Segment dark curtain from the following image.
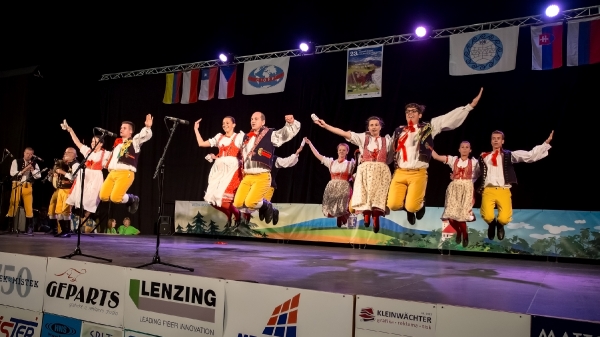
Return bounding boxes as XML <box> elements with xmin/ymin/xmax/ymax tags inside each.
<box><xmin>2</xmin><ymin>26</ymin><xmax>598</xmax><ymax>234</ymax></box>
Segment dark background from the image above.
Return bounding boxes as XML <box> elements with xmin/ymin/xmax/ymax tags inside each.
<box><xmin>1</xmin><ymin>1</ymin><xmax>598</xmax><ymax>233</ymax></box>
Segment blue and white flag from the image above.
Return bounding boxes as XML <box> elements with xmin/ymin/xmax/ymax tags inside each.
<box><xmin>449</xmin><ymin>26</ymin><xmax>519</xmax><ymax>76</ymax></box>
<box><xmin>242</xmin><ymin>57</ymin><xmax>290</xmax><ymax>95</ymax></box>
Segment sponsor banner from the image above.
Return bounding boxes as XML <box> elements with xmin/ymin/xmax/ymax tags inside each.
<box><xmin>355</xmin><ymin>296</ymin><xmax>436</xmax><ymax>337</ymax></box>
<box><xmin>436</xmin><ymin>305</ymin><xmax>530</xmax><ymax>337</ymax></box>
<box><xmin>0</xmin><ymin>304</ymin><xmax>43</xmax><ymax>337</ymax></box>
<box><xmin>124</xmin><ymin>268</ymin><xmax>224</xmax><ymax>337</ymax></box>
<box><xmin>41</xmin><ymin>313</ymin><xmax>81</xmax><ymax>337</ymax></box>
<box><xmin>531</xmin><ymin>315</ymin><xmax>600</xmax><ymax>337</ymax></box>
<box><xmin>43</xmin><ymin>258</ymin><xmax>125</xmax><ymax>328</ymax></box>
<box><xmin>223</xmin><ymin>280</ymin><xmax>353</xmax><ymax>337</ymax></box>
<box><xmin>81</xmin><ymin>321</ymin><xmax>124</xmax><ymax>337</ymax></box>
<box><xmin>345</xmin><ymin>45</ymin><xmax>383</xmax><ymax>99</ymax></box>
<box><xmin>242</xmin><ymin>57</ymin><xmax>290</xmax><ymax>95</ymax></box>
<box><xmin>124</xmin><ymin>330</ymin><xmax>159</xmax><ymax>337</ymax></box>
<box><xmin>0</xmin><ymin>252</ymin><xmax>48</xmax><ymax>312</ymax></box>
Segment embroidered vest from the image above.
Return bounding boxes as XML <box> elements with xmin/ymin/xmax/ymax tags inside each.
<box><xmin>330</xmin><ymin>160</ymin><xmax>352</xmax><ymax>181</ymax></box>
<box><xmin>59</xmin><ymin>160</ymin><xmax>79</xmax><ymax>189</ymax></box>
<box><xmin>360</xmin><ymin>133</ymin><xmax>387</xmax><ymax>163</ymax></box>
<box><xmin>85</xmin><ymin>150</ymin><xmax>106</xmax><ymax>170</ymax></box>
<box><xmin>393</xmin><ymin>122</ymin><xmax>433</xmax><ymax>167</ymax></box>
<box><xmin>117</xmin><ymin>140</ymin><xmax>140</xmax><ymax>168</ymax></box>
<box><xmin>477</xmin><ymin>149</ymin><xmax>517</xmax><ymax>194</ymax></box>
<box><xmin>452</xmin><ymin>158</ymin><xmax>473</xmax><ymax>180</ymax></box>
<box><xmin>14</xmin><ymin>159</ymin><xmax>32</xmax><ymax>181</ymax></box>
<box><xmin>217</xmin><ymin>133</ymin><xmax>241</xmax><ymax>158</ymax></box>
<box><xmin>244</xmin><ymin>128</ymin><xmax>276</xmax><ymax>169</ymax></box>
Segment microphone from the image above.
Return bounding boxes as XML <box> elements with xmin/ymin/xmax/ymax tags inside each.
<box><xmin>4</xmin><ymin>149</ymin><xmax>13</xmax><ymax>158</ymax></box>
<box><xmin>32</xmin><ymin>155</ymin><xmax>44</xmax><ymax>162</ymax></box>
<box><xmin>94</xmin><ymin>127</ymin><xmax>117</xmax><ymax>137</ymax></box>
<box><xmin>165</xmin><ymin>116</ymin><xmax>190</xmax><ymax>125</ymax></box>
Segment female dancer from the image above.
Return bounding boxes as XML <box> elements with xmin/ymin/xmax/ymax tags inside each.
<box><xmin>314</xmin><ymin>116</ymin><xmax>393</xmax><ymax>233</ymax></box>
<box><xmin>194</xmin><ymin>117</ymin><xmax>244</xmax><ymax>226</ymax></box>
<box><xmin>63</xmin><ymin>124</ymin><xmax>110</xmax><ymax>216</ymax></box>
<box><xmin>304</xmin><ymin>137</ymin><xmax>355</xmax><ymax>227</ymax></box>
<box><xmin>429</xmin><ymin>142</ymin><xmax>480</xmax><ymax>247</ymax></box>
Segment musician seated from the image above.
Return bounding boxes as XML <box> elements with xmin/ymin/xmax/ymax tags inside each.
<box><xmin>118</xmin><ymin>217</ymin><xmax>140</xmax><ymax>235</ymax></box>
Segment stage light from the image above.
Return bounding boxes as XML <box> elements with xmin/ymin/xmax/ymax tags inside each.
<box><xmin>299</xmin><ymin>41</ymin><xmax>314</xmax><ymax>55</ymax></box>
<box><xmin>415</xmin><ymin>26</ymin><xmax>427</xmax><ymax>38</ymax></box>
<box><xmin>218</xmin><ymin>53</ymin><xmax>235</xmax><ymax>64</ymax></box>
<box><xmin>545</xmin><ymin>5</ymin><xmax>560</xmax><ymax>17</ymax></box>
<box><xmin>219</xmin><ymin>53</ymin><xmax>228</xmax><ymax>62</ymax></box>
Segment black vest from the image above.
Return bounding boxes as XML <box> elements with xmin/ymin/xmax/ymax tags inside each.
<box><xmin>13</xmin><ymin>159</ymin><xmax>32</xmax><ymax>181</ymax></box>
<box><xmin>477</xmin><ymin>150</ymin><xmax>517</xmax><ymax>194</ymax></box>
<box><xmin>245</xmin><ymin>128</ymin><xmax>276</xmax><ymax>169</ymax></box>
<box><xmin>59</xmin><ymin>160</ymin><xmax>79</xmax><ymax>189</ymax></box>
<box><xmin>117</xmin><ymin>140</ymin><xmax>140</xmax><ymax>168</ymax></box>
<box><xmin>393</xmin><ymin>122</ymin><xmax>433</xmax><ymax>167</ymax></box>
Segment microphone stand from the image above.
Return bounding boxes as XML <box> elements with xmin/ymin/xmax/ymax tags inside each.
<box><xmin>60</xmin><ymin>132</ymin><xmax>112</xmax><ymax>262</ymax></box>
<box><xmin>136</xmin><ymin>119</ymin><xmax>193</xmax><ymax>271</ymax></box>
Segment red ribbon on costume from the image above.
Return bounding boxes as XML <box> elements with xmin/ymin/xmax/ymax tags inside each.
<box><xmin>491</xmin><ymin>150</ymin><xmax>500</xmax><ymax>166</ymax></box>
<box><xmin>113</xmin><ymin>138</ymin><xmax>124</xmax><ymax>147</ymax></box>
<box><xmin>395</xmin><ymin>121</ymin><xmax>415</xmax><ymax>162</ymax></box>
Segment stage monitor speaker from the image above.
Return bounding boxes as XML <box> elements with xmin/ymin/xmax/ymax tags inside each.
<box><xmin>15</xmin><ymin>207</ymin><xmax>26</xmax><ymax>232</ymax></box>
<box><xmin>159</xmin><ymin>216</ymin><xmax>172</xmax><ymax>235</ymax></box>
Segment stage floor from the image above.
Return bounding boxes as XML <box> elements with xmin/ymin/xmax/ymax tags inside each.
<box><xmin>1</xmin><ymin>233</ymin><xmax>599</xmax><ymax>323</ymax></box>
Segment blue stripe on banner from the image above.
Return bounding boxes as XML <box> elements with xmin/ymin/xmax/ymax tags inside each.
<box><xmin>579</xmin><ymin>21</ymin><xmax>591</xmax><ymax>65</ymax></box>
<box><xmin>541</xmin><ymin>26</ymin><xmax>554</xmax><ymax>69</ymax></box>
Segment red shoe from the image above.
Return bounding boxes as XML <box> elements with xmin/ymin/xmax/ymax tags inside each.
<box><xmin>336</xmin><ymin>217</ymin><xmax>342</xmax><ymax>227</ymax></box>
<box><xmin>460</xmin><ymin>222</ymin><xmax>469</xmax><ymax>247</ymax></box>
<box><xmin>373</xmin><ymin>216</ymin><xmax>380</xmax><ymax>233</ymax></box>
<box><xmin>363</xmin><ymin>212</ymin><xmax>371</xmax><ymax>227</ymax></box>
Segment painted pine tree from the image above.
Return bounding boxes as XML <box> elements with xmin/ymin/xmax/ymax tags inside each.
<box><xmin>206</xmin><ymin>220</ymin><xmax>220</xmax><ymax>236</ymax></box>
<box><xmin>186</xmin><ymin>223</ymin><xmax>194</xmax><ymax>233</ymax></box>
<box><xmin>176</xmin><ymin>224</ymin><xmax>183</xmax><ymax>233</ymax></box>
<box><xmin>191</xmin><ymin>211</ymin><xmax>207</xmax><ymax>234</ymax></box>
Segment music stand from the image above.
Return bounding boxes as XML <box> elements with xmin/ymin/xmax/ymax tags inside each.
<box><xmin>60</xmin><ymin>131</ymin><xmax>112</xmax><ymax>262</ymax></box>
<box><xmin>136</xmin><ymin>119</ymin><xmax>193</xmax><ymax>271</ymax></box>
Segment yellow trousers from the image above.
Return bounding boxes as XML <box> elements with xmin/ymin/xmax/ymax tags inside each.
<box><xmin>386</xmin><ymin>168</ymin><xmax>427</xmax><ymax>213</ymax></box>
<box><xmin>7</xmin><ymin>182</ymin><xmax>33</xmax><ymax>218</ymax></box>
<box><xmin>48</xmin><ymin>189</ymin><xmax>59</xmax><ymax>219</ymax></box>
<box><xmin>100</xmin><ymin>170</ymin><xmax>135</xmax><ymax>203</ymax></box>
<box><xmin>480</xmin><ymin>187</ymin><xmax>512</xmax><ymax>225</ymax></box>
<box><xmin>55</xmin><ymin>189</ymin><xmax>72</xmax><ymax>220</ymax></box>
<box><xmin>233</xmin><ymin>173</ymin><xmax>271</xmax><ymax>209</ymax></box>
<box><xmin>264</xmin><ymin>187</ymin><xmax>275</xmax><ymax>202</ymax></box>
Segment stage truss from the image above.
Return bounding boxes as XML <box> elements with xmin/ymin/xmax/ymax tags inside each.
<box><xmin>99</xmin><ymin>6</ymin><xmax>600</xmax><ymax>81</ymax></box>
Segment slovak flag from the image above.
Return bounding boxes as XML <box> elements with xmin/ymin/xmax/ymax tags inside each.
<box><xmin>198</xmin><ymin>67</ymin><xmax>218</xmax><ymax>101</ymax></box>
<box><xmin>567</xmin><ymin>17</ymin><xmax>600</xmax><ymax>66</ymax></box>
<box><xmin>180</xmin><ymin>69</ymin><xmax>199</xmax><ymax>104</ymax></box>
<box><xmin>218</xmin><ymin>65</ymin><xmax>237</xmax><ymax>99</ymax></box>
<box><xmin>531</xmin><ymin>23</ymin><xmax>563</xmax><ymax>70</ymax></box>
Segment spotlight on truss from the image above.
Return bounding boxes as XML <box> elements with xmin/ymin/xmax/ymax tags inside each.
<box><xmin>299</xmin><ymin>42</ymin><xmax>314</xmax><ymax>55</ymax></box>
<box><xmin>415</xmin><ymin>26</ymin><xmax>428</xmax><ymax>38</ymax></box>
<box><xmin>545</xmin><ymin>4</ymin><xmax>560</xmax><ymax>17</ymax></box>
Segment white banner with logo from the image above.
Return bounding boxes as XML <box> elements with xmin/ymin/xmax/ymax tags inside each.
<box><xmin>81</xmin><ymin>321</ymin><xmax>124</xmax><ymax>337</ymax></box>
<box><xmin>124</xmin><ymin>268</ymin><xmax>225</xmax><ymax>337</ymax></box>
<box><xmin>355</xmin><ymin>296</ymin><xmax>436</xmax><ymax>337</ymax></box>
<box><xmin>0</xmin><ymin>252</ymin><xmax>48</xmax><ymax>312</ymax></box>
<box><xmin>0</xmin><ymin>304</ymin><xmax>43</xmax><ymax>337</ymax></box>
<box><xmin>223</xmin><ymin>280</ymin><xmax>353</xmax><ymax>337</ymax></box>
<box><xmin>242</xmin><ymin>57</ymin><xmax>290</xmax><ymax>95</ymax></box>
<box><xmin>435</xmin><ymin>304</ymin><xmax>530</xmax><ymax>337</ymax></box>
<box><xmin>346</xmin><ymin>45</ymin><xmax>383</xmax><ymax>99</ymax></box>
<box><xmin>43</xmin><ymin>257</ymin><xmax>126</xmax><ymax>328</ymax></box>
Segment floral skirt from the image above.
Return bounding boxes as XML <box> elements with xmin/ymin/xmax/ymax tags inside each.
<box><xmin>441</xmin><ymin>179</ymin><xmax>475</xmax><ymax>222</ymax></box>
<box><xmin>350</xmin><ymin>162</ymin><xmax>391</xmax><ymax>212</ymax></box>
<box><xmin>322</xmin><ymin>179</ymin><xmax>352</xmax><ymax>218</ymax></box>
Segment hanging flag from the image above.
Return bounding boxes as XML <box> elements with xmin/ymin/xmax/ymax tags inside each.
<box><xmin>198</xmin><ymin>67</ymin><xmax>218</xmax><ymax>101</ymax></box>
<box><xmin>449</xmin><ymin>26</ymin><xmax>519</xmax><ymax>76</ymax></box>
<box><xmin>345</xmin><ymin>45</ymin><xmax>383</xmax><ymax>100</ymax></box>
<box><xmin>531</xmin><ymin>23</ymin><xmax>563</xmax><ymax>70</ymax></box>
<box><xmin>567</xmin><ymin>17</ymin><xmax>600</xmax><ymax>66</ymax></box>
<box><xmin>162</xmin><ymin>72</ymin><xmax>182</xmax><ymax>104</ymax></box>
<box><xmin>242</xmin><ymin>57</ymin><xmax>290</xmax><ymax>95</ymax></box>
<box><xmin>218</xmin><ymin>65</ymin><xmax>237</xmax><ymax>99</ymax></box>
<box><xmin>180</xmin><ymin>69</ymin><xmax>199</xmax><ymax>104</ymax></box>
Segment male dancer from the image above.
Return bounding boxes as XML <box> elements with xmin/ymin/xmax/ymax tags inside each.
<box><xmin>5</xmin><ymin>148</ymin><xmax>41</xmax><ymax>233</ymax></box>
<box><xmin>233</xmin><ymin>112</ymin><xmax>300</xmax><ymax>224</ymax></box>
<box><xmin>53</xmin><ymin>147</ymin><xmax>79</xmax><ymax>238</ymax></box>
<box><xmin>387</xmin><ymin>88</ymin><xmax>483</xmax><ymax>225</ymax></box>
<box><xmin>99</xmin><ymin>114</ymin><xmax>153</xmax><ymax>213</ymax></box>
<box><xmin>479</xmin><ymin>130</ymin><xmax>553</xmax><ymax>240</ymax></box>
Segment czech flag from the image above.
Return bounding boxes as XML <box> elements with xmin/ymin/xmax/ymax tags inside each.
<box><xmin>218</xmin><ymin>65</ymin><xmax>237</xmax><ymax>99</ymax></box>
<box><xmin>180</xmin><ymin>69</ymin><xmax>199</xmax><ymax>104</ymax></box>
<box><xmin>162</xmin><ymin>72</ymin><xmax>182</xmax><ymax>104</ymax></box>
<box><xmin>198</xmin><ymin>67</ymin><xmax>218</xmax><ymax>101</ymax></box>
<box><xmin>567</xmin><ymin>17</ymin><xmax>600</xmax><ymax>66</ymax></box>
<box><xmin>531</xmin><ymin>23</ymin><xmax>563</xmax><ymax>70</ymax></box>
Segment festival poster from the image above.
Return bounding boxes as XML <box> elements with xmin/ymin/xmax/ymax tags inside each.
<box><xmin>345</xmin><ymin>45</ymin><xmax>383</xmax><ymax>99</ymax></box>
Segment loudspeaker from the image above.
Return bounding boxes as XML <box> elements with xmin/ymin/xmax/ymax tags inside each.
<box><xmin>15</xmin><ymin>207</ymin><xmax>26</xmax><ymax>232</ymax></box>
<box><xmin>159</xmin><ymin>216</ymin><xmax>171</xmax><ymax>235</ymax></box>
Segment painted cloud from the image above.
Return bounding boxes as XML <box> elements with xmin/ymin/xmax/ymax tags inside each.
<box><xmin>506</xmin><ymin>222</ymin><xmax>535</xmax><ymax>229</ymax></box>
<box><xmin>543</xmin><ymin>224</ymin><xmax>575</xmax><ymax>235</ymax></box>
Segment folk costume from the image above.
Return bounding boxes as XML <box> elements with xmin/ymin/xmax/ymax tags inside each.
<box><xmin>55</xmin><ymin>158</ymin><xmax>79</xmax><ymax>237</ymax></box>
<box><xmin>320</xmin><ymin>156</ymin><xmax>355</xmax><ymax>227</ymax></box>
<box><xmin>5</xmin><ymin>158</ymin><xmax>41</xmax><ymax>232</ymax></box>
<box><xmin>67</xmin><ymin>145</ymin><xmax>110</xmax><ymax>213</ymax></box>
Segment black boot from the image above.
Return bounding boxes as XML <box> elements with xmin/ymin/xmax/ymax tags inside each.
<box><xmin>126</xmin><ymin>194</ymin><xmax>140</xmax><ymax>214</ymax></box>
<box><xmin>416</xmin><ymin>204</ymin><xmax>426</xmax><ymax>220</ymax></box>
<box><xmin>406</xmin><ymin>211</ymin><xmax>416</xmax><ymax>225</ymax></box>
<box><xmin>272</xmin><ymin>209</ymin><xmax>279</xmax><ymax>225</ymax></box>
<box><xmin>259</xmin><ymin>200</ymin><xmax>274</xmax><ymax>223</ymax></box>
<box><xmin>59</xmin><ymin>220</ymin><xmax>71</xmax><ymax>238</ymax></box>
<box><xmin>487</xmin><ymin>219</ymin><xmax>496</xmax><ymax>240</ymax></box>
<box><xmin>496</xmin><ymin>222</ymin><xmax>505</xmax><ymax>241</ymax></box>
<box><xmin>26</xmin><ymin>218</ymin><xmax>33</xmax><ymax>234</ymax></box>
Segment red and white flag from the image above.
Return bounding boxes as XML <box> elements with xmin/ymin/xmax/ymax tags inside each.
<box><xmin>198</xmin><ymin>67</ymin><xmax>218</xmax><ymax>101</ymax></box>
<box><xmin>180</xmin><ymin>69</ymin><xmax>199</xmax><ymax>104</ymax></box>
